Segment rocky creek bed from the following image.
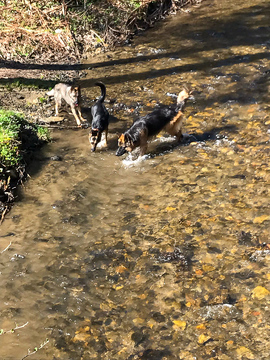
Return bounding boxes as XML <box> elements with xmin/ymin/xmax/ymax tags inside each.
<box><xmin>0</xmin><ymin>0</ymin><xmax>270</xmax><ymax>359</ymax></box>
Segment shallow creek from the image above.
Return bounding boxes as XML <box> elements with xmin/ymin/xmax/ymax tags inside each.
<box><xmin>1</xmin><ymin>0</ymin><xmax>270</xmax><ymax>359</ymax></box>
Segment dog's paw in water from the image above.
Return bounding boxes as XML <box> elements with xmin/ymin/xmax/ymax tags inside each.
<box><xmin>121</xmin><ymin>153</ymin><xmax>150</xmax><ymax>167</ymax></box>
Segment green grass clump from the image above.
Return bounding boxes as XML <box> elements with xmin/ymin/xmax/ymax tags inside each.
<box><xmin>0</xmin><ymin>109</ymin><xmax>50</xmax><ymax>167</ymax></box>
<box><xmin>0</xmin><ymin>110</ymin><xmax>24</xmax><ymax>167</ymax></box>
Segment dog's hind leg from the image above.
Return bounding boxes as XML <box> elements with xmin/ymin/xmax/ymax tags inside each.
<box><xmin>104</xmin><ymin>128</ymin><xmax>108</xmax><ymax>147</ymax></box>
<box><xmin>175</xmin><ymin>129</ymin><xmax>183</xmax><ymax>142</ymax></box>
<box><xmin>165</xmin><ymin>112</ymin><xmax>184</xmax><ymax>142</ymax></box>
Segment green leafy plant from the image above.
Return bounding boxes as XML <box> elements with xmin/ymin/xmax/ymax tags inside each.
<box><xmin>0</xmin><ymin>110</ymin><xmax>50</xmax><ymax>167</ymax></box>
<box><xmin>0</xmin><ymin>110</ymin><xmax>24</xmax><ymax>166</ymax></box>
<box><xmin>38</xmin><ymin>96</ymin><xmax>47</xmax><ymax>104</ymax></box>
<box><xmin>130</xmin><ymin>0</ymin><xmax>141</xmax><ymax>9</ymax></box>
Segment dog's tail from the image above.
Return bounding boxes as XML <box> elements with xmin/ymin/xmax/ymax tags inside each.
<box><xmin>47</xmin><ymin>89</ymin><xmax>55</xmax><ymax>96</ymax></box>
<box><xmin>95</xmin><ymin>82</ymin><xmax>106</xmax><ymax>103</ymax></box>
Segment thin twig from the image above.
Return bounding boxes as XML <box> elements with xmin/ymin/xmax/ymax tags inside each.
<box><xmin>21</xmin><ymin>339</ymin><xmax>49</xmax><ymax>360</ymax></box>
<box><xmin>0</xmin><ymin>322</ymin><xmax>29</xmax><ymax>335</ymax></box>
<box><xmin>90</xmin><ymin>29</ymin><xmax>105</xmax><ymax>45</ymax></box>
<box><xmin>0</xmin><ymin>207</ymin><xmax>9</xmax><ymax>225</ymax></box>
<box><xmin>37</xmin><ymin>124</ymin><xmax>83</xmax><ymax>129</ymax></box>
<box><xmin>0</xmin><ymin>241</ymin><xmax>11</xmax><ymax>254</ymax></box>
<box><xmin>126</xmin><ymin>1</ymin><xmax>149</xmax><ymax>26</ymax></box>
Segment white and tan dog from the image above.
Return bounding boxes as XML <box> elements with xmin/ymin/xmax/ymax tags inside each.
<box><xmin>47</xmin><ymin>83</ymin><xmax>84</xmax><ymax>126</ymax></box>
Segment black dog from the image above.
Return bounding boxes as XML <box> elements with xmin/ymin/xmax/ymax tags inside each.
<box><xmin>89</xmin><ymin>82</ymin><xmax>109</xmax><ymax>152</ymax></box>
<box><xmin>116</xmin><ymin>87</ymin><xmax>192</xmax><ymax>157</ymax></box>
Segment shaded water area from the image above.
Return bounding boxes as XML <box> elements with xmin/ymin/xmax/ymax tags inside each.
<box><xmin>1</xmin><ymin>0</ymin><xmax>270</xmax><ymax>359</ymax></box>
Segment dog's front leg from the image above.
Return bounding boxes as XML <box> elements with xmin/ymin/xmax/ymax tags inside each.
<box><xmin>139</xmin><ymin>145</ymin><xmax>147</xmax><ymax>157</ymax></box>
<box><xmin>77</xmin><ymin>106</ymin><xmax>85</xmax><ymax>122</ymax></box>
<box><xmin>71</xmin><ymin>107</ymin><xmax>82</xmax><ymax>126</ymax></box>
<box><xmin>139</xmin><ymin>129</ymin><xmax>148</xmax><ymax>157</ymax></box>
<box><xmin>55</xmin><ymin>102</ymin><xmax>59</xmax><ymax>116</ymax></box>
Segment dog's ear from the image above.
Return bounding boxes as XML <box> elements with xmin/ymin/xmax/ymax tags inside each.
<box><xmin>183</xmin><ymin>85</ymin><xmax>194</xmax><ymax>97</ymax></box>
<box><xmin>182</xmin><ymin>84</ymin><xmax>190</xmax><ymax>92</ymax></box>
<box><xmin>177</xmin><ymin>86</ymin><xmax>192</xmax><ymax>103</ymax></box>
<box><xmin>72</xmin><ymin>85</ymin><xmax>81</xmax><ymax>94</ymax></box>
<box><xmin>183</xmin><ymin>85</ymin><xmax>195</xmax><ymax>101</ymax></box>
<box><xmin>119</xmin><ymin>134</ymin><xmax>125</xmax><ymax>143</ymax></box>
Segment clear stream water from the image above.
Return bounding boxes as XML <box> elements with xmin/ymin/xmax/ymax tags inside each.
<box><xmin>1</xmin><ymin>0</ymin><xmax>270</xmax><ymax>359</ymax></box>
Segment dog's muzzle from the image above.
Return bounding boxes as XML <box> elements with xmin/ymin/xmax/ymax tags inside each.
<box><xmin>116</xmin><ymin>146</ymin><xmax>127</xmax><ymax>156</ymax></box>
<box><xmin>90</xmin><ymin>138</ymin><xmax>97</xmax><ymax>152</ymax></box>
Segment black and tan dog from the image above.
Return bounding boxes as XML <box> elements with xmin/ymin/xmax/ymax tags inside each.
<box><xmin>47</xmin><ymin>83</ymin><xmax>85</xmax><ymax>126</ymax></box>
<box><xmin>116</xmin><ymin>87</ymin><xmax>192</xmax><ymax>157</ymax></box>
<box><xmin>89</xmin><ymin>82</ymin><xmax>109</xmax><ymax>152</ymax></box>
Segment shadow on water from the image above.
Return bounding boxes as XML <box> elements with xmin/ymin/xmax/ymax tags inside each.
<box><xmin>189</xmin><ymin>124</ymin><xmax>238</xmax><ymax>143</ymax></box>
<box><xmin>2</xmin><ymin>52</ymin><xmax>270</xmax><ymax>90</ymax></box>
<box><xmin>153</xmin><ymin>125</ymin><xmax>238</xmax><ymax>156</ymax></box>
<box><xmin>83</xmin><ymin>51</ymin><xmax>270</xmax><ymax>87</ymax></box>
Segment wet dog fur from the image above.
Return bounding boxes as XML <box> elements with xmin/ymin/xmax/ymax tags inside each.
<box><xmin>116</xmin><ymin>87</ymin><xmax>192</xmax><ymax>157</ymax></box>
<box><xmin>89</xmin><ymin>82</ymin><xmax>109</xmax><ymax>152</ymax></box>
<box><xmin>47</xmin><ymin>83</ymin><xmax>84</xmax><ymax>126</ymax></box>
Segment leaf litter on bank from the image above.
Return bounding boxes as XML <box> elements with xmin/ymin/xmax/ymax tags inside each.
<box><xmin>0</xmin><ymin>0</ymin><xmax>204</xmax><ymax>63</ymax></box>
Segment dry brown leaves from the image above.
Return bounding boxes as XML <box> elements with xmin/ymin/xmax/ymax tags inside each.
<box><xmin>0</xmin><ymin>1</ymin><xmax>78</xmax><ymax>63</ymax></box>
